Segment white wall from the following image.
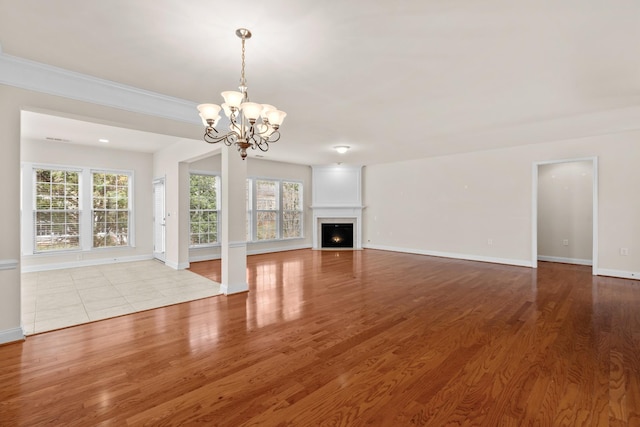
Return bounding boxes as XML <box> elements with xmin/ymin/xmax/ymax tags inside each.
<box><xmin>363</xmin><ymin>131</ymin><xmax>640</xmax><ymax>278</ymax></box>
<box><xmin>538</xmin><ymin>161</ymin><xmax>593</xmax><ymax>264</ymax></box>
<box><xmin>21</xmin><ymin>139</ymin><xmax>154</xmax><ymax>271</ymax></box>
<box><xmin>312</xmin><ymin>166</ymin><xmax>362</xmax><ymax>207</ymax></box>
<box><xmin>188</xmin><ymin>154</ymin><xmax>313</xmax><ymax>262</ymax></box>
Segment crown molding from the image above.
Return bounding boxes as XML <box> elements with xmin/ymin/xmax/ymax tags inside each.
<box><xmin>0</xmin><ymin>52</ymin><xmax>199</xmax><ymax>124</ymax></box>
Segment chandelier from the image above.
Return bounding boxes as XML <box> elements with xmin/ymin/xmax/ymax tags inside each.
<box><xmin>197</xmin><ymin>28</ymin><xmax>287</xmax><ymax>160</ymax></box>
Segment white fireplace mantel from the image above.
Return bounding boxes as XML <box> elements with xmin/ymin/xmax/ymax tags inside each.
<box><xmin>312</xmin><ymin>206</ymin><xmax>364</xmax><ymax>249</ymax></box>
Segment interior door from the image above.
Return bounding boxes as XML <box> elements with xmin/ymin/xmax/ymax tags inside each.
<box><xmin>153</xmin><ymin>178</ymin><xmax>166</xmax><ymax>261</ymax></box>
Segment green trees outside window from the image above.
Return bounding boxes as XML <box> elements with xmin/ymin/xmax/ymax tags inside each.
<box><xmin>249</xmin><ymin>179</ymin><xmax>302</xmax><ymax>241</ymax></box>
<box><xmin>92</xmin><ymin>172</ymin><xmax>130</xmax><ymax>247</ymax></box>
<box><xmin>190</xmin><ymin>174</ymin><xmax>219</xmax><ymax>246</ymax></box>
<box><xmin>34</xmin><ymin>168</ymin><xmax>80</xmax><ymax>251</ymax></box>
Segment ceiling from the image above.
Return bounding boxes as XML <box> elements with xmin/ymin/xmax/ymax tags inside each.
<box><xmin>3</xmin><ymin>0</ymin><xmax>640</xmax><ymax>165</ymax></box>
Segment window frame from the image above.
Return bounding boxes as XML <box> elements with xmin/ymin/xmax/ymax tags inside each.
<box><xmin>189</xmin><ymin>172</ymin><xmax>221</xmax><ymax>248</ymax></box>
<box><xmin>247</xmin><ymin>177</ymin><xmax>304</xmax><ymax>242</ymax></box>
<box><xmin>281</xmin><ymin>180</ymin><xmax>304</xmax><ymax>239</ymax></box>
<box><xmin>32</xmin><ymin>166</ymin><xmax>82</xmax><ymax>253</ymax></box>
<box><xmin>91</xmin><ymin>169</ymin><xmax>133</xmax><ymax>249</ymax></box>
<box><xmin>24</xmin><ymin>164</ymin><xmax>135</xmax><ymax>255</ymax></box>
<box><xmin>253</xmin><ymin>178</ymin><xmax>280</xmax><ymax>241</ymax></box>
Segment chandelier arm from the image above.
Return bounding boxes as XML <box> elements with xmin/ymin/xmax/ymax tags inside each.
<box><xmin>204</xmin><ymin>129</ymin><xmax>240</xmax><ymax>146</ymax></box>
<box><xmin>265</xmin><ymin>131</ymin><xmax>281</xmax><ymax>143</ymax></box>
<box><xmin>204</xmin><ymin>128</ymin><xmax>227</xmax><ymax>144</ymax></box>
<box><xmin>224</xmin><ymin>133</ymin><xmax>238</xmax><ymax>146</ymax></box>
<box><xmin>230</xmin><ymin>122</ymin><xmax>243</xmax><ymax>137</ymax></box>
<box><xmin>252</xmin><ymin>137</ymin><xmax>270</xmax><ymax>152</ymax></box>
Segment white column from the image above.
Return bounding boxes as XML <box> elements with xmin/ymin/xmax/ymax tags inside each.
<box><xmin>163</xmin><ymin>162</ymin><xmax>190</xmax><ymax>270</ymax></box>
<box><xmin>221</xmin><ymin>145</ymin><xmax>248</xmax><ymax>295</ymax></box>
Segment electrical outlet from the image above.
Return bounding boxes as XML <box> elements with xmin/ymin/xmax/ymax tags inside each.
<box><xmin>563</xmin><ymin>239</ymin><xmax>569</xmax><ymax>246</ymax></box>
<box><xmin>620</xmin><ymin>248</ymin><xmax>629</xmax><ymax>256</ymax></box>
<box><xmin>487</xmin><ymin>238</ymin><xmax>493</xmax><ymax>245</ymax></box>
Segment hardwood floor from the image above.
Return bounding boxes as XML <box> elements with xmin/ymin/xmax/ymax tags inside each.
<box><xmin>1</xmin><ymin>249</ymin><xmax>639</xmax><ymax>426</ymax></box>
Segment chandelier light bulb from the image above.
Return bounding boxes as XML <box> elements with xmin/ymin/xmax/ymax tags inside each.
<box><xmin>221</xmin><ymin>91</ymin><xmax>244</xmax><ymax>109</ymax></box>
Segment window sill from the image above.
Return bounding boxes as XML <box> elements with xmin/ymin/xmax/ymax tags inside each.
<box><xmin>189</xmin><ymin>244</ymin><xmax>221</xmax><ymax>249</ymax></box>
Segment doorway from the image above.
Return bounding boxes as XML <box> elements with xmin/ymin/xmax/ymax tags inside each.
<box><xmin>531</xmin><ymin>157</ymin><xmax>598</xmax><ymax>274</ymax></box>
<box><xmin>153</xmin><ymin>178</ymin><xmax>166</xmax><ymax>262</ymax></box>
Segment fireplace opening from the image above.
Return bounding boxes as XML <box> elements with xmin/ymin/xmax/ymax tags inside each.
<box><xmin>321</xmin><ymin>223</ymin><xmax>354</xmax><ymax>248</ymax></box>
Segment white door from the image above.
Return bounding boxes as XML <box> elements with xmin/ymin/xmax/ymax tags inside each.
<box><xmin>153</xmin><ymin>178</ymin><xmax>166</xmax><ymax>261</ymax></box>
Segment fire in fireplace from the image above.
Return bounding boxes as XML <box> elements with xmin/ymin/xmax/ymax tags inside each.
<box><xmin>321</xmin><ymin>223</ymin><xmax>354</xmax><ymax>248</ymax></box>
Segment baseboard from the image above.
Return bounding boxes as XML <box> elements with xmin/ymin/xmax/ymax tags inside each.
<box><xmin>189</xmin><ymin>244</ymin><xmax>311</xmax><ymax>263</ymax></box>
<box><xmin>165</xmin><ymin>260</ymin><xmax>190</xmax><ymax>270</ymax></box>
<box><xmin>21</xmin><ymin>255</ymin><xmax>154</xmax><ymax>273</ymax></box>
<box><xmin>538</xmin><ymin>256</ymin><xmax>593</xmax><ymax>266</ymax></box>
<box><xmin>189</xmin><ymin>253</ymin><xmax>222</xmax><ymax>263</ymax></box>
<box><xmin>597</xmin><ymin>268</ymin><xmax>640</xmax><ymax>281</ymax></box>
<box><xmin>0</xmin><ymin>327</ymin><xmax>25</xmax><ymax>345</ymax></box>
<box><xmin>246</xmin><ymin>244</ymin><xmax>312</xmax><ymax>256</ymax></box>
<box><xmin>363</xmin><ymin>244</ymin><xmax>533</xmax><ymax>268</ymax></box>
<box><xmin>220</xmin><ymin>281</ymin><xmax>249</xmax><ymax>295</ymax></box>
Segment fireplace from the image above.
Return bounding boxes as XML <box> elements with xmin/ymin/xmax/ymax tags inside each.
<box><xmin>311</xmin><ymin>165</ymin><xmax>364</xmax><ymax>250</ymax></box>
<box><xmin>321</xmin><ymin>223</ymin><xmax>354</xmax><ymax>248</ymax></box>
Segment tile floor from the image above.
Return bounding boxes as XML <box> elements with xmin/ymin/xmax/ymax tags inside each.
<box><xmin>21</xmin><ymin>259</ymin><xmax>222</xmax><ymax>335</ymax></box>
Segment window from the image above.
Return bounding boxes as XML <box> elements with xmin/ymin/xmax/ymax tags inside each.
<box><xmin>190</xmin><ymin>174</ymin><xmax>219</xmax><ymax>246</ymax></box>
<box><xmin>247</xmin><ymin>178</ymin><xmax>303</xmax><ymax>241</ymax></box>
<box><xmin>92</xmin><ymin>171</ymin><xmax>131</xmax><ymax>247</ymax></box>
<box><xmin>282</xmin><ymin>181</ymin><xmax>303</xmax><ymax>238</ymax></box>
<box><xmin>255</xmin><ymin>179</ymin><xmax>279</xmax><ymax>240</ymax></box>
<box><xmin>34</xmin><ymin>168</ymin><xmax>80</xmax><ymax>252</ymax></box>
<box><xmin>246</xmin><ymin>179</ymin><xmax>252</xmax><ymax>241</ymax></box>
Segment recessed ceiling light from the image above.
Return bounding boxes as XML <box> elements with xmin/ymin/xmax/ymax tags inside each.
<box><xmin>334</xmin><ymin>145</ymin><xmax>350</xmax><ymax>154</ymax></box>
<box><xmin>98</xmin><ymin>138</ymin><xmax>109</xmax><ymax>143</ymax></box>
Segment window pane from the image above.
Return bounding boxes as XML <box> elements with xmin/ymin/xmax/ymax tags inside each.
<box><xmin>256</xmin><ymin>180</ymin><xmax>278</xmax><ymax>210</ymax></box>
<box><xmin>282</xmin><ymin>182</ymin><xmax>301</xmax><ymax>211</ymax></box>
<box><xmin>36</xmin><ymin>169</ymin><xmax>50</xmax><ymax>183</ymax></box>
<box><xmin>36</xmin><ymin>195</ymin><xmax>51</xmax><ymax>210</ymax></box>
<box><xmin>92</xmin><ymin>171</ymin><xmax>130</xmax><ymax>247</ymax></box>
<box><xmin>256</xmin><ymin>211</ymin><xmax>277</xmax><ymax>240</ymax></box>
<box><xmin>282</xmin><ymin>211</ymin><xmax>302</xmax><ymax>238</ymax></box>
<box><xmin>34</xmin><ymin>168</ymin><xmax>80</xmax><ymax>252</ymax></box>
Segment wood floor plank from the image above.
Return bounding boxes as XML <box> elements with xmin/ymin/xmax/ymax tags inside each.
<box><xmin>1</xmin><ymin>249</ymin><xmax>640</xmax><ymax>426</ymax></box>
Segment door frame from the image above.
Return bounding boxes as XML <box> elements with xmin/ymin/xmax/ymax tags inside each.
<box><xmin>531</xmin><ymin>156</ymin><xmax>598</xmax><ymax>275</ymax></box>
<box><xmin>153</xmin><ymin>177</ymin><xmax>166</xmax><ymax>262</ymax></box>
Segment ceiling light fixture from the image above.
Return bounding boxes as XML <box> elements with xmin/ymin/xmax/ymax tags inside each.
<box><xmin>197</xmin><ymin>28</ymin><xmax>287</xmax><ymax>160</ymax></box>
<box><xmin>98</xmin><ymin>138</ymin><xmax>109</xmax><ymax>143</ymax></box>
<box><xmin>334</xmin><ymin>145</ymin><xmax>350</xmax><ymax>154</ymax></box>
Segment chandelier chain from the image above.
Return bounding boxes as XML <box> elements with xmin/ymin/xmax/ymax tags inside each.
<box><xmin>240</xmin><ymin>37</ymin><xmax>247</xmax><ymax>91</ymax></box>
